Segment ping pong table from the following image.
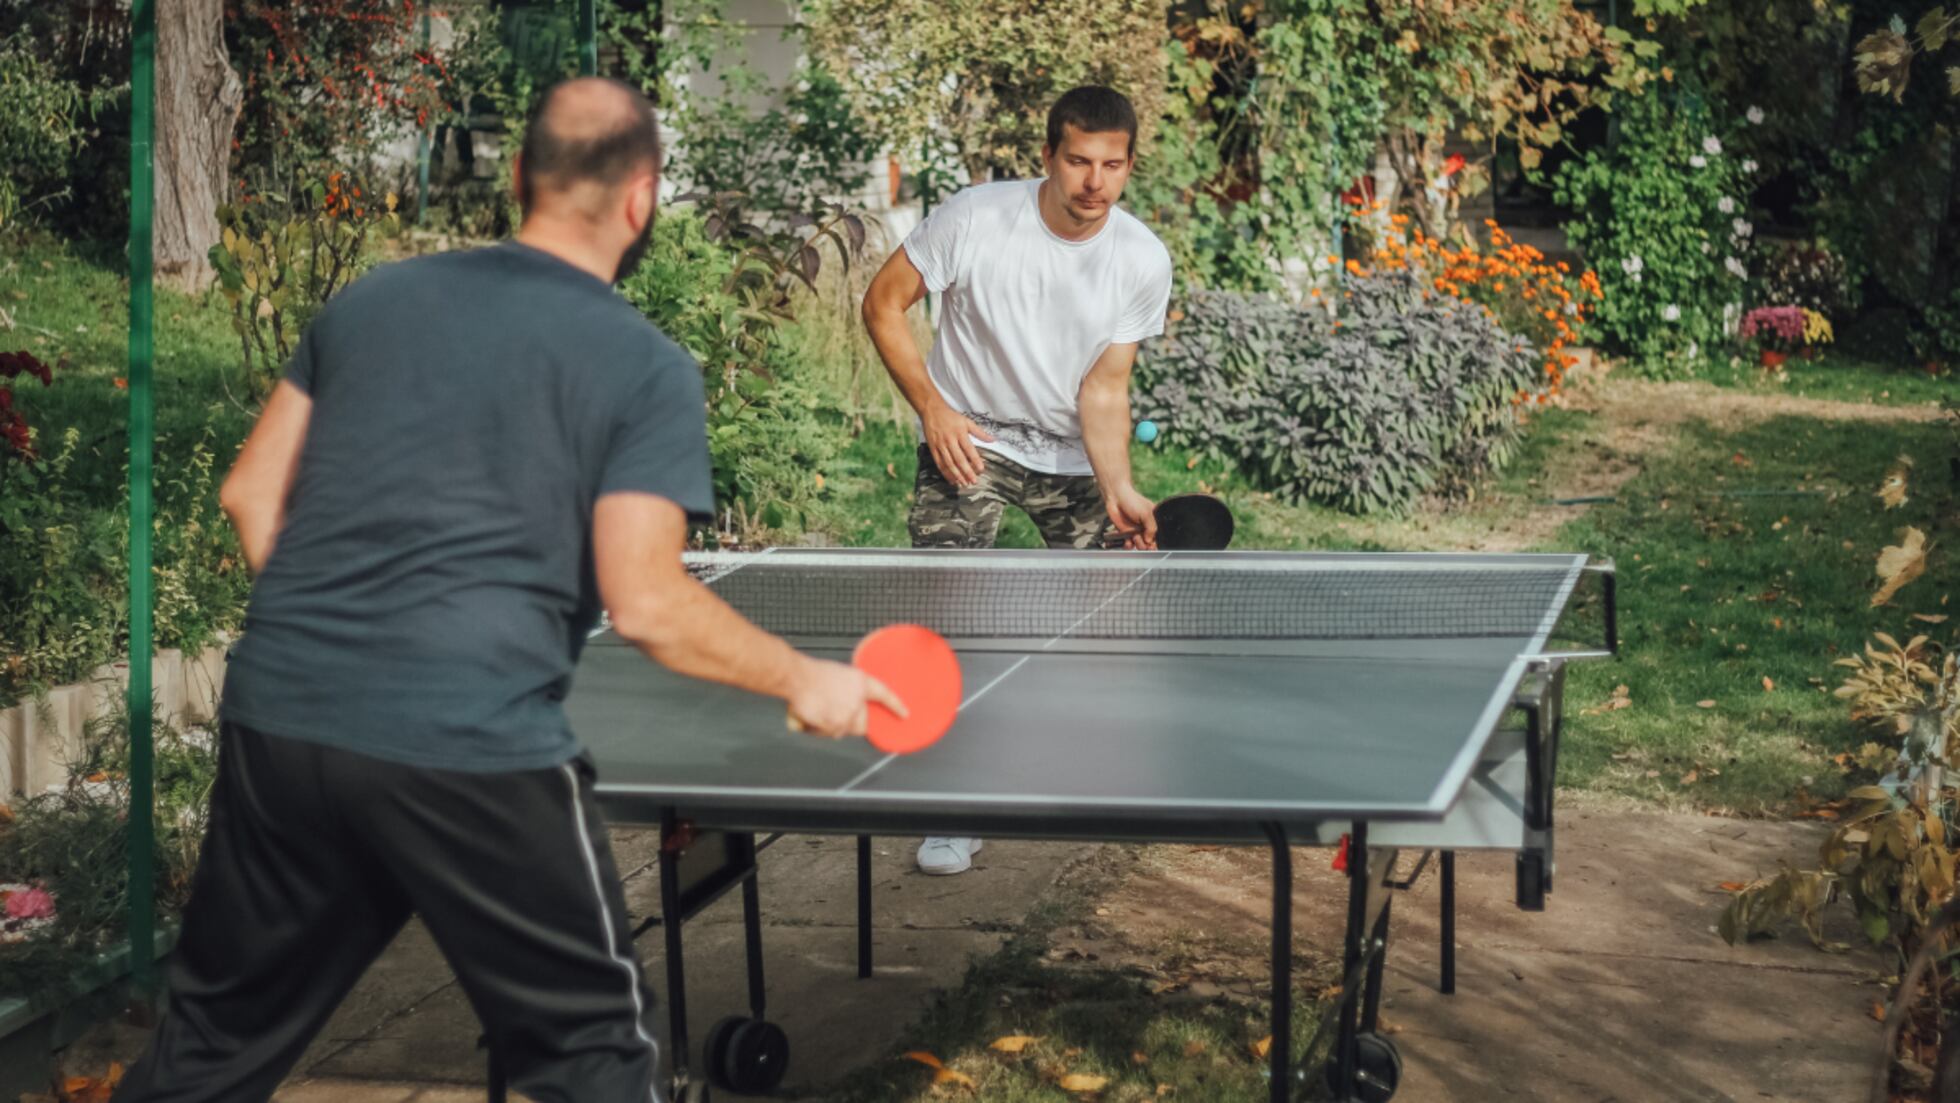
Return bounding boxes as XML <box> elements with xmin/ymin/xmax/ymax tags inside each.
<box><xmin>554</xmin><ymin>547</ymin><xmax>1615</xmax><ymax>1102</ymax></box>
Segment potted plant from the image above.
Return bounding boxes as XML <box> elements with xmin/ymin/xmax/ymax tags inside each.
<box><xmin>1800</xmin><ymin>308</ymin><xmax>1834</xmax><ymax>359</ymax></box>
<box><xmin>1739</xmin><ymin>305</ymin><xmax>1804</xmax><ymax>367</ymax></box>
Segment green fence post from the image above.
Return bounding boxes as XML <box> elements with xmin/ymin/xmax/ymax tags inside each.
<box><xmin>580</xmin><ymin>0</ymin><xmax>597</xmax><ymax>76</ymax></box>
<box><xmin>125</xmin><ymin>0</ymin><xmax>158</xmax><ymax>1002</ymax></box>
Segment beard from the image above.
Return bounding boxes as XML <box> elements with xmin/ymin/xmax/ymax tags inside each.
<box><xmin>613</xmin><ymin>214</ymin><xmax>656</xmax><ymax>284</ymax></box>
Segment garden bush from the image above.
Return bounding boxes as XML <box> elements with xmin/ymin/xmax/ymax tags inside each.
<box><xmin>619</xmin><ymin>209</ymin><xmax>844</xmax><ymax>543</ymax></box>
<box><xmin>0</xmin><ymin>420</ymin><xmax>246</xmax><ymax>708</ymax></box>
<box><xmin>1134</xmin><ymin>272</ymin><xmax>1544</xmax><ymax>514</ymax></box>
<box><xmin>0</xmin><ymin>706</ymin><xmax>217</xmax><ymax>1000</ymax></box>
<box><xmin>1554</xmin><ymin>79</ymin><xmax>1759</xmax><ymax>375</ymax></box>
<box><xmin>0</xmin><ymin>34</ymin><xmax>101</xmax><ymax>232</ymax></box>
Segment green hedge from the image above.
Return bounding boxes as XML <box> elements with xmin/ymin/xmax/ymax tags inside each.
<box><xmin>1135</xmin><ymin>273</ymin><xmax>1544</xmax><ymax>514</ymax></box>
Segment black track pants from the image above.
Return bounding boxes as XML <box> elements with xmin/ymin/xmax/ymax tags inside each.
<box><xmin>112</xmin><ymin>721</ymin><xmax>662</xmax><ymax>1103</ymax></box>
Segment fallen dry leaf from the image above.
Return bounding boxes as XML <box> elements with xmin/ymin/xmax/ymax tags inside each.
<box><xmin>1681</xmin><ymin>769</ymin><xmax>1700</xmax><ymax>784</ymax></box>
<box><xmin>814</xmin><ymin>473</ymin><xmax>826</xmax><ymax>490</ymax></box>
<box><xmin>1873</xmin><ymin>528</ymin><xmax>1929</xmax><ymax>607</ymax></box>
<box><xmin>1879</xmin><ymin>456</ymin><xmax>1913</xmax><ymax>510</ymax></box>
<box><xmin>1718</xmin><ymin>881</ymin><xmax>1750</xmax><ymax>892</ymax></box>
<box><xmin>1581</xmin><ymin>684</ymin><xmax>1633</xmax><ymax>716</ymax></box>
<box><xmin>1873</xmin><ymin>1000</ymin><xmax>1888</xmax><ymax>1023</ymax></box>
<box><xmin>1251</xmin><ymin>1035</ymin><xmax>1272</xmax><ymax>1059</ymax></box>
<box><xmin>1696</xmin><ymin>699</ymin><xmax>1716</xmax><ymax>709</ymax></box>
<box><xmin>1186</xmin><ymin>455</ymin><xmax>1200</xmax><ymax>470</ymax></box>
<box><xmin>1059</xmin><ymin>1074</ymin><xmax>1110</xmax><ymax>1093</ymax></box>
<box><xmin>1762</xmin><ymin>677</ymin><xmax>1775</xmax><ymax>692</ymax></box>
<box><xmin>905</xmin><ymin>1051</ymin><xmax>946</xmax><ymax>1070</ymax></box>
<box><xmin>991</xmin><ymin>1035</ymin><xmax>1038</xmax><ymax>1054</ymax></box>
<box><xmin>1131</xmin><ymin>1051</ymin><xmax>1149</xmax><ymax>1066</ymax></box>
<box><xmin>886</xmin><ymin>462</ymin><xmax>897</xmax><ymax>478</ymax></box>
<box><xmin>1183</xmin><ymin>1040</ymin><xmax>1208</xmax><ymax>1057</ymax></box>
<box><xmin>1913</xmin><ymin>614</ymin><xmax>1949</xmax><ymax>624</ymax></box>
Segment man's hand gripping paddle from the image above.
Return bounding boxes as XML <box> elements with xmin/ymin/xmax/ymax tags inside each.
<box><xmin>789</xmin><ymin>625</ymin><xmax>962</xmax><ymax>754</ymax></box>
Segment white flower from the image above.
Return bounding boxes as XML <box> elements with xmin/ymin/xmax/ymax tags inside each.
<box><xmin>1622</xmin><ymin>254</ymin><xmax>1645</xmax><ymax>276</ymax></box>
<box><xmin>1703</xmin><ymin>136</ymin><xmax>1723</xmax><ymax>155</ymax></box>
<box><xmin>1690</xmin><ymin>155</ymin><xmax>1707</xmax><ymax>169</ymax></box>
<box><xmin>1742</xmin><ymin>159</ymin><xmax>1758</xmax><ymax>174</ymax></box>
<box><xmin>1725</xmin><ymin>256</ymin><xmax>1747</xmax><ymax>279</ymax></box>
<box><xmin>1717</xmin><ymin>196</ymin><xmax>1735</xmax><ymax>214</ymax></box>
<box><xmin>1663</xmin><ymin>304</ymin><xmax>1681</xmax><ymax>322</ymax></box>
<box><xmin>1702</xmin><ymin>241</ymin><xmax>1713</xmax><ymax>254</ymax></box>
<box><xmin>1723</xmin><ymin>302</ymin><xmax>1742</xmax><ymax>335</ymax></box>
<box><xmin>1732</xmin><ymin>218</ymin><xmax>1752</xmax><ymax>238</ymax></box>
<box><xmin>1686</xmin><ymin>340</ymin><xmax>1700</xmax><ymax>360</ymax></box>
<box><xmin>1747</xmin><ymin>106</ymin><xmax>1764</xmax><ymax>125</ymax></box>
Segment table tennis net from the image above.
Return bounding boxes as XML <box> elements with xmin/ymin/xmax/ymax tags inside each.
<box><xmin>682</xmin><ymin>551</ymin><xmax>1593</xmax><ymax>644</ymax></box>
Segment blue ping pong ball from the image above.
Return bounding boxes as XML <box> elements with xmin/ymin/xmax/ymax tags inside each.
<box><xmin>1134</xmin><ymin>420</ymin><xmax>1159</xmax><ymax>443</ymax></box>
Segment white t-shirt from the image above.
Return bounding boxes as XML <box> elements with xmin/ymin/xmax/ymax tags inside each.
<box><xmin>902</xmin><ymin>179</ymin><xmax>1174</xmax><ymax>476</ymax></box>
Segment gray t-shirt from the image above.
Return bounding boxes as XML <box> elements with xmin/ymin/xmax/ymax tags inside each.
<box><xmin>222</xmin><ymin>242</ymin><xmax>714</xmax><ymax>771</ymax></box>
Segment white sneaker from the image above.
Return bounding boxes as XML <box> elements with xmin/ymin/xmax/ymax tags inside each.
<box><xmin>916</xmin><ymin>837</ymin><xmax>983</xmax><ymax>876</ymax></box>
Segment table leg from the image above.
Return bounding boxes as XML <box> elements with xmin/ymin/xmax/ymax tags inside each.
<box><xmin>1264</xmin><ymin>823</ymin><xmax>1291</xmax><ymax>1103</ymax></box>
<box><xmin>857</xmin><ymin>835</ymin><xmax>873</xmax><ymax>979</ymax></box>
<box><xmin>658</xmin><ymin>813</ymin><xmax>694</xmax><ymax>1090</ymax></box>
<box><xmin>742</xmin><ymin>860</ymin><xmax>766</xmax><ymax>1019</ymax></box>
<box><xmin>1440</xmin><ymin>850</ymin><xmax>1456</xmax><ymax>995</ymax></box>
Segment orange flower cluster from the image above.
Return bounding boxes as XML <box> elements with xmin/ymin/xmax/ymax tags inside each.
<box><xmin>320</xmin><ymin>173</ymin><xmax>368</xmax><ymax>220</ymax></box>
<box><xmin>1347</xmin><ymin>210</ymin><xmax>1603</xmax><ymax>402</ymax></box>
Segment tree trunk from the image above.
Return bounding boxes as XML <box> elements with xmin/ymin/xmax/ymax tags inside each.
<box><xmin>154</xmin><ymin>0</ymin><xmax>242</xmax><ymax>294</ymax></box>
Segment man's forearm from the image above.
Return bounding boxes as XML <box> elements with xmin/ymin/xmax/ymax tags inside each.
<box><xmin>864</xmin><ymin>302</ymin><xmax>944</xmax><ymax>418</ymax></box>
<box><xmin>225</xmin><ymin>503</ymin><xmax>283</xmax><ymax>575</ymax></box>
<box><xmin>1078</xmin><ymin>379</ymin><xmax>1137</xmax><ymax>496</ymax></box>
<box><xmin>612</xmin><ymin>574</ymin><xmax>811</xmax><ymax>701</ymax></box>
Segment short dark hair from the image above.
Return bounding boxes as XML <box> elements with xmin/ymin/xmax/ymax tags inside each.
<box><xmin>518</xmin><ymin>78</ymin><xmax>663</xmax><ymax>215</ymax></box>
<box><xmin>1045</xmin><ymin>86</ymin><xmax>1138</xmax><ymax>158</ymax></box>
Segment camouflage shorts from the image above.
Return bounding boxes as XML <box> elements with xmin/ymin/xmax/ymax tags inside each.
<box><xmin>908</xmin><ymin>444</ymin><xmax>1110</xmax><ymax>550</ymax></box>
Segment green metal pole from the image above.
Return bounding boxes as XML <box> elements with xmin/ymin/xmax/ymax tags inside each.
<box><xmin>414</xmin><ymin>9</ymin><xmax>433</xmax><ymax>226</ymax></box>
<box><xmin>579</xmin><ymin>0</ymin><xmax>597</xmax><ymax>76</ymax></box>
<box><xmin>126</xmin><ymin>0</ymin><xmax>158</xmax><ymax>1000</ymax></box>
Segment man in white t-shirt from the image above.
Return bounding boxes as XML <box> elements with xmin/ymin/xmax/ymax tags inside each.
<box><xmin>861</xmin><ymin>86</ymin><xmax>1175</xmax><ymax>876</ymax></box>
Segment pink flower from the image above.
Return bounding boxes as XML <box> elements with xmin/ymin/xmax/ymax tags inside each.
<box><xmin>5</xmin><ymin>886</ymin><xmax>55</xmax><ymax>920</ymax></box>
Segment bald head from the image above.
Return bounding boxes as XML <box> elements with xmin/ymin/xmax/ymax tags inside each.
<box><xmin>517</xmin><ymin>77</ymin><xmax>662</xmax><ymax>220</ymax></box>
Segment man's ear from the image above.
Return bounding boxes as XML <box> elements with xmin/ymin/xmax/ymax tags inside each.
<box><xmin>628</xmin><ymin>174</ymin><xmax>658</xmax><ymax>231</ymax></box>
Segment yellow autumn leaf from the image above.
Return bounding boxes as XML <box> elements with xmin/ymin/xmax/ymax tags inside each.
<box><xmin>814</xmin><ymin>472</ymin><xmax>826</xmax><ymax>490</ymax></box>
<box><xmin>1250</xmin><ymin>1035</ymin><xmax>1273</xmax><ymax>1058</ymax></box>
<box><xmin>1878</xmin><ymin>455</ymin><xmax>1913</xmax><ymax>509</ymax></box>
<box><xmin>904</xmin><ymin>1051</ymin><xmax>946</xmax><ymax>1070</ymax></box>
<box><xmin>936</xmin><ymin>1068</ymin><xmax>977</xmax><ymax>1088</ymax></box>
<box><xmin>1060</xmin><ymin>1073</ymin><xmax>1110</xmax><ymax>1092</ymax></box>
<box><xmin>1873</xmin><ymin>528</ymin><xmax>1929</xmax><ymax>606</ymax></box>
<box><xmin>1696</xmin><ymin>699</ymin><xmax>1716</xmax><ymax>708</ymax></box>
<box><xmin>990</xmin><ymin>1035</ymin><xmax>1039</xmax><ymax>1054</ymax></box>
<box><xmin>1762</xmin><ymin>676</ymin><xmax>1775</xmax><ymax>692</ymax></box>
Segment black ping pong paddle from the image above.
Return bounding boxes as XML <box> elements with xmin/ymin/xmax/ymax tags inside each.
<box><xmin>1153</xmin><ymin>493</ymin><xmax>1235</xmax><ymax>550</ymax></box>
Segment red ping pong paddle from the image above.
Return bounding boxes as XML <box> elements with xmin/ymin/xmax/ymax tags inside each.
<box><xmin>853</xmin><ymin>624</ymin><xmax>961</xmax><ymax>754</ymax></box>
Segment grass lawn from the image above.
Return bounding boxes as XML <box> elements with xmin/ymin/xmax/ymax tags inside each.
<box><xmin>1554</xmin><ymin>411</ymin><xmax>1955</xmax><ymax>814</ymax></box>
<box><xmin>1697</xmin><ymin>350</ymin><xmax>1954</xmax><ymax>408</ymax></box>
<box><xmin>3</xmin><ymin>233</ymin><xmax>251</xmax><ymax>491</ymax></box>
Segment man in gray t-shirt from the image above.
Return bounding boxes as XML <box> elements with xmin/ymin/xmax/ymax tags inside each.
<box><xmin>113</xmin><ymin>78</ymin><xmax>896</xmax><ymax>1103</ymax></box>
